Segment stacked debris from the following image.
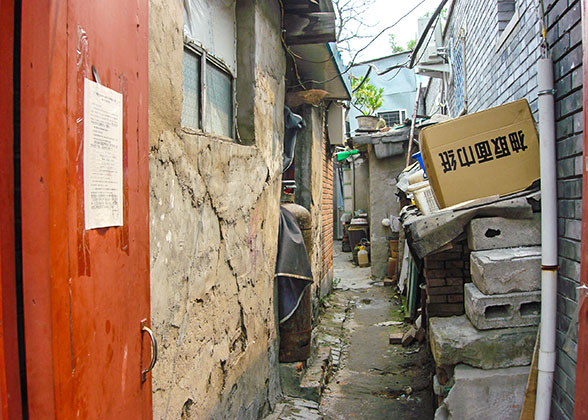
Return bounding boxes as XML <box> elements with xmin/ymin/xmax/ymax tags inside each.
<box><xmin>400</xmin><ymin>190</ymin><xmax>542</xmax><ymax>420</ymax></box>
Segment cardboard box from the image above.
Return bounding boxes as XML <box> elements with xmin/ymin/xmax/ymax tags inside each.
<box><xmin>419</xmin><ymin>99</ymin><xmax>540</xmax><ymax>208</ymax></box>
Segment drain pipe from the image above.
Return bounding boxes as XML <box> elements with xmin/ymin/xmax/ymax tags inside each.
<box><xmin>534</xmin><ymin>57</ymin><xmax>558</xmax><ymax>420</ymax></box>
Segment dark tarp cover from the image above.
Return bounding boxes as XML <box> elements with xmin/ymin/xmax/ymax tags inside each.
<box><xmin>283</xmin><ymin>106</ymin><xmax>305</xmax><ymax>173</ymax></box>
<box><xmin>276</xmin><ymin>206</ymin><xmax>313</xmax><ymax>323</ymax></box>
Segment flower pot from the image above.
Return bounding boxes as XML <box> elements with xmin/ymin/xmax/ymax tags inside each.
<box><xmin>356</xmin><ymin>115</ymin><xmax>379</xmax><ymax>131</ymax></box>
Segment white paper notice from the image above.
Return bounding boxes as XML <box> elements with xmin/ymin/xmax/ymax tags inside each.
<box><xmin>83</xmin><ymin>78</ymin><xmax>124</xmax><ymax>229</ymax></box>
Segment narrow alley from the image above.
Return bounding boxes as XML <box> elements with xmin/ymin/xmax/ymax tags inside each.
<box><xmin>266</xmin><ymin>243</ymin><xmax>434</xmax><ymax>419</ymax></box>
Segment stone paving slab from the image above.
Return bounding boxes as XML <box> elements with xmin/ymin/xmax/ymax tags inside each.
<box><xmin>263</xmin><ymin>397</ymin><xmax>323</xmax><ymax>420</ymax></box>
<box><xmin>434</xmin><ymin>364</ymin><xmax>529</xmax><ymax>420</ymax></box>
<box><xmin>466</xmin><ymin>214</ymin><xmax>540</xmax><ymax>251</ymax></box>
<box><xmin>429</xmin><ymin>315</ymin><xmax>537</xmax><ymax>369</ymax></box>
<box><xmin>470</xmin><ymin>247</ymin><xmax>541</xmax><ymax>294</ymax></box>
<box><xmin>464</xmin><ymin>283</ymin><xmax>541</xmax><ymax>330</ymax></box>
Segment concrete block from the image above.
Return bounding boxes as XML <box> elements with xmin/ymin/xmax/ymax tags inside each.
<box><xmin>429</xmin><ymin>315</ymin><xmax>537</xmax><ymax>369</ymax></box>
<box><xmin>467</xmin><ymin>214</ymin><xmax>541</xmax><ymax>251</ymax></box>
<box><xmin>470</xmin><ymin>247</ymin><xmax>541</xmax><ymax>294</ymax></box>
<box><xmin>464</xmin><ymin>283</ymin><xmax>541</xmax><ymax>330</ymax></box>
<box><xmin>435</xmin><ymin>364</ymin><xmax>529</xmax><ymax>420</ymax></box>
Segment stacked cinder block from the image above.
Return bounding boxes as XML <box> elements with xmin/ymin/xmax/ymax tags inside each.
<box><xmin>423</xmin><ymin>238</ymin><xmax>471</xmax><ymax>317</ymax></box>
<box><xmin>465</xmin><ymin>214</ymin><xmax>542</xmax><ymax>330</ymax></box>
<box><xmin>431</xmin><ymin>213</ymin><xmax>542</xmax><ymax>420</ymax></box>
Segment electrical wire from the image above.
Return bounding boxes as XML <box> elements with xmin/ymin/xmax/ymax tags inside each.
<box><xmin>286</xmin><ymin>0</ymin><xmax>429</xmax><ymax>90</ymax></box>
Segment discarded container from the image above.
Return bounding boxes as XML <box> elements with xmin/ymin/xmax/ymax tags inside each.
<box><xmin>358</xmin><ymin>246</ymin><xmax>370</xmax><ymax>267</ymax></box>
<box><xmin>348</xmin><ymin>224</ymin><xmax>369</xmax><ymax>250</ymax></box>
<box><xmin>420</xmin><ymin>99</ymin><xmax>540</xmax><ymax>208</ymax></box>
<box><xmin>407</xmin><ymin>180</ymin><xmax>439</xmax><ymax>215</ymax></box>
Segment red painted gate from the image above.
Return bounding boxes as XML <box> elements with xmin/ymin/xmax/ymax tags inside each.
<box><xmin>19</xmin><ymin>0</ymin><xmax>152</xmax><ymax>419</ymax></box>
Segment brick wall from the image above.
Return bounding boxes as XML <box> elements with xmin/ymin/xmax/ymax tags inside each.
<box><xmin>426</xmin><ymin>0</ymin><xmax>583</xmax><ymax>417</ymax></box>
<box><xmin>321</xmin><ymin>119</ymin><xmax>334</xmax><ymax>280</ymax></box>
<box><xmin>439</xmin><ymin>0</ymin><xmax>541</xmax><ymax>118</ymax></box>
<box><xmin>423</xmin><ymin>238</ymin><xmax>471</xmax><ymax>317</ymax></box>
<box><xmin>545</xmin><ymin>1</ymin><xmax>583</xmax><ymax>419</ymax></box>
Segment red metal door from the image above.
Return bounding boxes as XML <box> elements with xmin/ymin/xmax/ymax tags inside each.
<box><xmin>20</xmin><ymin>1</ymin><xmax>151</xmax><ymax>418</ymax></box>
<box><xmin>0</xmin><ymin>0</ymin><xmax>24</xmax><ymax>418</ymax></box>
<box><xmin>577</xmin><ymin>2</ymin><xmax>588</xmax><ymax>418</ymax></box>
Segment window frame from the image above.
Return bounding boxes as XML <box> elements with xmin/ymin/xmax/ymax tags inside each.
<box><xmin>496</xmin><ymin>0</ymin><xmax>519</xmax><ymax>51</ymax></box>
<box><xmin>182</xmin><ymin>39</ymin><xmax>237</xmax><ymax>140</ymax></box>
<box><xmin>377</xmin><ymin>110</ymin><xmax>407</xmax><ymax>127</ymax></box>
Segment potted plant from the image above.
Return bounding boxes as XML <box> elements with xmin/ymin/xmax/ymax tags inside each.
<box><xmin>350</xmin><ymin>75</ymin><xmax>384</xmax><ymax>131</ymax></box>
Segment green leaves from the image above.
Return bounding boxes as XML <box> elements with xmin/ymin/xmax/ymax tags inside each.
<box><xmin>351</xmin><ymin>76</ymin><xmax>384</xmax><ymax>116</ymax></box>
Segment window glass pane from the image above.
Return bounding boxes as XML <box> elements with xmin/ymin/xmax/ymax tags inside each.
<box><xmin>182</xmin><ymin>49</ymin><xmax>200</xmax><ymax>129</ymax></box>
<box><xmin>205</xmin><ymin>62</ymin><xmax>233</xmax><ymax>138</ymax></box>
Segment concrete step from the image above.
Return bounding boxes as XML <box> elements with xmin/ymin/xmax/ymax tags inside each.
<box><xmin>434</xmin><ymin>364</ymin><xmax>529</xmax><ymax>420</ymax></box>
<box><xmin>464</xmin><ymin>283</ymin><xmax>541</xmax><ymax>330</ymax></box>
<box><xmin>280</xmin><ymin>346</ymin><xmax>332</xmax><ymax>403</ymax></box>
<box><xmin>263</xmin><ymin>397</ymin><xmax>322</xmax><ymax>420</ymax></box>
<box><xmin>470</xmin><ymin>246</ymin><xmax>541</xmax><ymax>294</ymax></box>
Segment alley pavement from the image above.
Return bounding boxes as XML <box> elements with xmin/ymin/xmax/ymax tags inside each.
<box><xmin>267</xmin><ymin>242</ymin><xmax>434</xmax><ymax>419</ymax></box>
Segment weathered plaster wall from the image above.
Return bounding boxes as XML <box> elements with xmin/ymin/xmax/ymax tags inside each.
<box><xmin>368</xmin><ymin>147</ymin><xmax>406</xmax><ymax>278</ymax></box>
<box><xmin>149</xmin><ymin>0</ymin><xmax>285</xmax><ymax>418</ymax></box>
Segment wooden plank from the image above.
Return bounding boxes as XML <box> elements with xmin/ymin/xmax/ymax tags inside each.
<box><xmin>284</xmin><ymin>12</ymin><xmax>336</xmax><ymax>45</ymax></box>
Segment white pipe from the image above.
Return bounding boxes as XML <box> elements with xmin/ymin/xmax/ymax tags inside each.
<box><xmin>535</xmin><ymin>57</ymin><xmax>558</xmax><ymax>420</ymax></box>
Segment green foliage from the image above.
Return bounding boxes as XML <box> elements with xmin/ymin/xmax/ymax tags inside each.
<box><xmin>350</xmin><ymin>76</ymin><xmax>384</xmax><ymax>116</ymax></box>
<box><xmin>388</xmin><ymin>34</ymin><xmax>405</xmax><ymax>53</ymax></box>
<box><xmin>406</xmin><ymin>39</ymin><xmax>417</xmax><ymax>50</ymax></box>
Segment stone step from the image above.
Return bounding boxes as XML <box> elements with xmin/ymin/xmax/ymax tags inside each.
<box><xmin>434</xmin><ymin>364</ymin><xmax>529</xmax><ymax>420</ymax></box>
<box><xmin>466</xmin><ymin>214</ymin><xmax>540</xmax><ymax>251</ymax></box>
<box><xmin>263</xmin><ymin>397</ymin><xmax>323</xmax><ymax>420</ymax></box>
<box><xmin>279</xmin><ymin>346</ymin><xmax>332</xmax><ymax>403</ymax></box>
<box><xmin>429</xmin><ymin>315</ymin><xmax>537</xmax><ymax>370</ymax></box>
<box><xmin>464</xmin><ymin>283</ymin><xmax>541</xmax><ymax>330</ymax></box>
<box><xmin>470</xmin><ymin>246</ymin><xmax>541</xmax><ymax>294</ymax></box>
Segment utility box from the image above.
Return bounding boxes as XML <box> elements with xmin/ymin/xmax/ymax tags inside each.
<box><xmin>420</xmin><ymin>99</ymin><xmax>540</xmax><ymax>208</ymax></box>
<box><xmin>327</xmin><ymin>101</ymin><xmax>346</xmax><ymax>145</ymax></box>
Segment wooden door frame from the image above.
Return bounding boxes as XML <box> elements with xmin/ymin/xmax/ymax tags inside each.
<box><xmin>0</xmin><ymin>0</ymin><xmax>24</xmax><ymax>418</ymax></box>
<box><xmin>576</xmin><ymin>1</ymin><xmax>588</xmax><ymax>418</ymax></box>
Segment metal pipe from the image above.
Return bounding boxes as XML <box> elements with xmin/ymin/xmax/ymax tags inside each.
<box><xmin>534</xmin><ymin>57</ymin><xmax>558</xmax><ymax>420</ymax></box>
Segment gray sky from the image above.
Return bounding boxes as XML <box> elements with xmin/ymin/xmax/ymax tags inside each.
<box><xmin>344</xmin><ymin>0</ymin><xmax>446</xmax><ymax>64</ymax></box>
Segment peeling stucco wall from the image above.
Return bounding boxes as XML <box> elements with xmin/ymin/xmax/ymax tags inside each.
<box><xmin>149</xmin><ymin>0</ymin><xmax>285</xmax><ymax>418</ymax></box>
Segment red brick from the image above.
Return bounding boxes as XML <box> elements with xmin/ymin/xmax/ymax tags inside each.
<box><xmin>448</xmin><ymin>294</ymin><xmax>464</xmax><ymax>303</ymax></box>
<box><xmin>427</xmin><ymin>285</ymin><xmax>463</xmax><ymax>295</ymax></box>
<box><xmin>446</xmin><ymin>277</ymin><xmax>464</xmax><ymax>286</ymax></box>
<box><xmin>427</xmin><ymin>278</ymin><xmax>446</xmax><ymax>287</ymax></box>
<box><xmin>428</xmin><ymin>294</ymin><xmax>447</xmax><ymax>303</ymax></box>
<box><xmin>445</xmin><ymin>260</ymin><xmax>464</xmax><ymax>268</ymax></box>
<box><xmin>424</xmin><ymin>259</ymin><xmax>444</xmax><ymax>269</ymax></box>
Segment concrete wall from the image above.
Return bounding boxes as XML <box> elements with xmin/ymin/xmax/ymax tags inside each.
<box><xmin>425</xmin><ymin>0</ymin><xmax>583</xmax><ymax>417</ymax></box>
<box><xmin>148</xmin><ymin>0</ymin><xmax>285</xmax><ymax>418</ymax></box>
<box><xmin>353</xmin><ymin>157</ymin><xmax>370</xmax><ymax>212</ymax></box>
<box><xmin>367</xmin><ymin>147</ymin><xmax>406</xmax><ymax>278</ymax></box>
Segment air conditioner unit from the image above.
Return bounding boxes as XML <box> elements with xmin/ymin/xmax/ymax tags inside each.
<box><xmin>417</xmin><ymin>17</ymin><xmax>444</xmax><ymax>65</ymax></box>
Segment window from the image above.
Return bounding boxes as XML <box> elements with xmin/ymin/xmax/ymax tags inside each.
<box><xmin>181</xmin><ymin>44</ymin><xmax>234</xmax><ymax>138</ymax></box>
<box><xmin>497</xmin><ymin>0</ymin><xmax>516</xmax><ymax>34</ymax></box>
<box><xmin>378</xmin><ymin>110</ymin><xmax>407</xmax><ymax>127</ymax></box>
<box><xmin>182</xmin><ymin>0</ymin><xmax>236</xmax><ymax>139</ymax></box>
<box><xmin>496</xmin><ymin>0</ymin><xmax>519</xmax><ymax>50</ymax></box>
